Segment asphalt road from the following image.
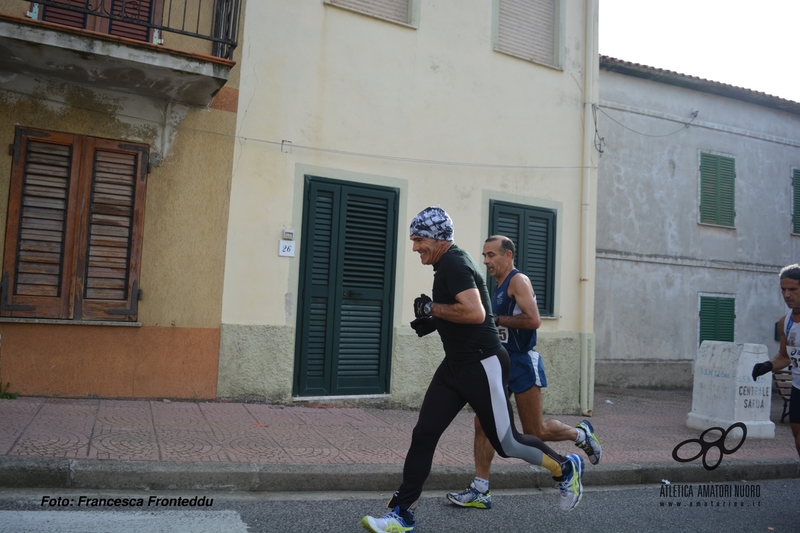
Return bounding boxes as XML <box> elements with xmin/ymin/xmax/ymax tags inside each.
<box><xmin>1</xmin><ymin>479</ymin><xmax>798</xmax><ymax>532</ymax></box>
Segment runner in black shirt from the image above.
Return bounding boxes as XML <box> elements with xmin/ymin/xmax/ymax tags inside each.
<box><xmin>361</xmin><ymin>207</ymin><xmax>585</xmax><ymax>533</ymax></box>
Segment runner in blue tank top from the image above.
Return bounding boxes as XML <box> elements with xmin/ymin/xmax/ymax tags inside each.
<box><xmin>493</xmin><ymin>267</ymin><xmax>538</xmax><ymax>357</ymax></box>
<box><xmin>446</xmin><ymin>235</ymin><xmax>603</xmax><ymax>510</ymax></box>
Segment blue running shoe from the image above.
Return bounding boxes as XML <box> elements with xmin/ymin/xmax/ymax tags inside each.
<box><xmin>576</xmin><ymin>419</ymin><xmax>602</xmax><ymax>465</ymax></box>
<box><xmin>557</xmin><ymin>454</ymin><xmax>584</xmax><ymax>511</ymax></box>
<box><xmin>361</xmin><ymin>506</ymin><xmax>416</xmax><ymax>533</ymax></box>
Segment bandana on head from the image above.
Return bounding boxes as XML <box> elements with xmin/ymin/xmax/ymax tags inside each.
<box><xmin>409</xmin><ymin>206</ymin><xmax>454</xmax><ymax>242</ymax></box>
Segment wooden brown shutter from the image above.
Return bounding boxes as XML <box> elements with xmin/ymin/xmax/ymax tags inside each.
<box><xmin>41</xmin><ymin>0</ymin><xmax>163</xmax><ymax>42</ymax></box>
<box><xmin>41</xmin><ymin>0</ymin><xmax>90</xmax><ymax>29</ymax></box>
<box><xmin>108</xmin><ymin>0</ymin><xmax>163</xmax><ymax>42</ymax></box>
<box><xmin>75</xmin><ymin>138</ymin><xmax>147</xmax><ymax>321</ymax></box>
<box><xmin>2</xmin><ymin>129</ymin><xmax>82</xmax><ymax>318</ymax></box>
<box><xmin>2</xmin><ymin>128</ymin><xmax>148</xmax><ymax>322</ymax></box>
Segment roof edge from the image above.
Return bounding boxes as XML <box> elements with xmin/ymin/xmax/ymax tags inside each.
<box><xmin>600</xmin><ymin>55</ymin><xmax>800</xmax><ymax>116</ymax></box>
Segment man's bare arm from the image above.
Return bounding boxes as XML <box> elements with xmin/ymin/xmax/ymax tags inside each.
<box><xmin>772</xmin><ymin>316</ymin><xmax>792</xmax><ymax>370</ymax></box>
<box><xmin>498</xmin><ymin>274</ymin><xmax>541</xmax><ymax>330</ymax></box>
<box><xmin>430</xmin><ymin>288</ymin><xmax>486</xmax><ymax>324</ymax></box>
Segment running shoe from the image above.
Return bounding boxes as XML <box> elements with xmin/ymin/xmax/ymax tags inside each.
<box><xmin>557</xmin><ymin>453</ymin><xmax>584</xmax><ymax>511</ymax></box>
<box><xmin>361</xmin><ymin>506</ymin><xmax>416</xmax><ymax>533</ymax></box>
<box><xmin>445</xmin><ymin>485</ymin><xmax>492</xmax><ymax>509</ymax></box>
<box><xmin>575</xmin><ymin>419</ymin><xmax>602</xmax><ymax>465</ymax></box>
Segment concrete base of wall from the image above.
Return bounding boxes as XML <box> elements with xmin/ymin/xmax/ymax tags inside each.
<box><xmin>217</xmin><ymin>324</ymin><xmax>296</xmax><ymax>403</ymax></box>
<box><xmin>217</xmin><ymin>325</ymin><xmax>589</xmax><ymax>413</ymax></box>
<box><xmin>595</xmin><ymin>359</ymin><xmax>692</xmax><ymax>389</ymax></box>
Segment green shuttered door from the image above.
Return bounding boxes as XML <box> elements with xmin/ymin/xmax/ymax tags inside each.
<box><xmin>295</xmin><ymin>177</ymin><xmax>398</xmax><ymax>396</ymax></box>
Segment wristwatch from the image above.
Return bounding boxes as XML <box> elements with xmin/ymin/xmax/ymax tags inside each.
<box><xmin>424</xmin><ymin>301</ymin><xmax>433</xmax><ymax>316</ymax></box>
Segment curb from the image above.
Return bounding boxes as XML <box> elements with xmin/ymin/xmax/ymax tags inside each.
<box><xmin>2</xmin><ymin>457</ymin><xmax>798</xmax><ymax>492</ymax></box>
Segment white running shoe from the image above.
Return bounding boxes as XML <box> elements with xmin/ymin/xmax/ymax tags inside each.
<box><xmin>361</xmin><ymin>506</ymin><xmax>416</xmax><ymax>533</ymax></box>
<box><xmin>557</xmin><ymin>454</ymin><xmax>585</xmax><ymax>511</ymax></box>
<box><xmin>576</xmin><ymin>419</ymin><xmax>603</xmax><ymax>465</ymax></box>
<box><xmin>446</xmin><ymin>485</ymin><xmax>492</xmax><ymax>509</ymax></box>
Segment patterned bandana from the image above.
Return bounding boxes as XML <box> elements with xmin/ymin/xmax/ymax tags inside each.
<box><xmin>409</xmin><ymin>206</ymin><xmax>454</xmax><ymax>242</ymax></box>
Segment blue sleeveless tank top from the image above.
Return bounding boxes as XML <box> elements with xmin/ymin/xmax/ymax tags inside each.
<box><xmin>492</xmin><ymin>269</ymin><xmax>537</xmax><ymax>354</ymax></box>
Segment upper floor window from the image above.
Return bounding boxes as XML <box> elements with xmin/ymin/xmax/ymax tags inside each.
<box><xmin>699</xmin><ymin>295</ymin><xmax>735</xmax><ymax>345</ymax></box>
<box><xmin>495</xmin><ymin>0</ymin><xmax>560</xmax><ymax>68</ymax></box>
<box><xmin>326</xmin><ymin>0</ymin><xmax>411</xmax><ymax>25</ymax></box>
<box><xmin>39</xmin><ymin>0</ymin><xmax>164</xmax><ymax>43</ymax></box>
<box><xmin>699</xmin><ymin>152</ymin><xmax>736</xmax><ymax>227</ymax></box>
<box><xmin>2</xmin><ymin>126</ymin><xmax>148</xmax><ymax>322</ymax></box>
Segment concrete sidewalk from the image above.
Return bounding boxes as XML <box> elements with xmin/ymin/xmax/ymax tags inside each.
<box><xmin>1</xmin><ymin>387</ymin><xmax>797</xmax><ymax>492</ymax></box>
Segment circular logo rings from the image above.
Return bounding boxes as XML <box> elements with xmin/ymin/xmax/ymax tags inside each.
<box><xmin>671</xmin><ymin>422</ymin><xmax>748</xmax><ymax>471</ymax></box>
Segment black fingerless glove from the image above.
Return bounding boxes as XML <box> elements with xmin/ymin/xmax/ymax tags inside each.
<box><xmin>414</xmin><ymin>294</ymin><xmax>432</xmax><ymax>318</ymax></box>
<box><xmin>751</xmin><ymin>361</ymin><xmax>773</xmax><ymax>381</ymax></box>
<box><xmin>410</xmin><ymin>317</ymin><xmax>437</xmax><ymax>337</ymax></box>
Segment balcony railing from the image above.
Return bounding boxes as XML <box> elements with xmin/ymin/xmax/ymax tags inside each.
<box><xmin>23</xmin><ymin>0</ymin><xmax>241</xmax><ymax>60</ymax></box>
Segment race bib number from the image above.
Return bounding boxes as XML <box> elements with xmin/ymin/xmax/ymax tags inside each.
<box><xmin>497</xmin><ymin>325</ymin><xmax>508</xmax><ymax>343</ymax></box>
<box><xmin>789</xmin><ymin>346</ymin><xmax>799</xmax><ymax>369</ymax></box>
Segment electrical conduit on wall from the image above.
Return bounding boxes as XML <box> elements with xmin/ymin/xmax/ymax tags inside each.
<box><xmin>580</xmin><ymin>0</ymin><xmax>599</xmax><ymax>416</ymax></box>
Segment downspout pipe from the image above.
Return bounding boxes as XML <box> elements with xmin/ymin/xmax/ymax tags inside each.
<box><xmin>580</xmin><ymin>0</ymin><xmax>599</xmax><ymax>416</ymax></box>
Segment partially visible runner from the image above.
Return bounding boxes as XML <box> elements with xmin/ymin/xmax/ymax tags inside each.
<box><xmin>361</xmin><ymin>208</ymin><xmax>585</xmax><ymax>533</ymax></box>
<box><xmin>445</xmin><ymin>235</ymin><xmax>601</xmax><ymax>510</ymax></box>
<box><xmin>752</xmin><ymin>263</ymin><xmax>800</xmax><ymax>458</ymax></box>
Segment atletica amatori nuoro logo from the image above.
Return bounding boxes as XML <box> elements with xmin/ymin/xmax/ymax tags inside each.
<box><xmin>671</xmin><ymin>422</ymin><xmax>747</xmax><ymax>471</ymax></box>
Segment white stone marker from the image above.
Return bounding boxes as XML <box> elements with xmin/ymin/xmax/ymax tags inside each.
<box><xmin>687</xmin><ymin>341</ymin><xmax>774</xmax><ymax>438</ymax></box>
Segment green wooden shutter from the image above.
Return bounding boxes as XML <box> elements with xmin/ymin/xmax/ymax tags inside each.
<box><xmin>297</xmin><ymin>183</ymin><xmax>339</xmax><ymax>395</ymax></box>
<box><xmin>334</xmin><ymin>189</ymin><xmax>396</xmax><ymax>394</ymax></box>
<box><xmin>699</xmin><ymin>296</ymin><xmax>735</xmax><ymax>345</ymax></box>
<box><xmin>793</xmin><ymin>169</ymin><xmax>800</xmax><ymax>234</ymax></box>
<box><xmin>700</xmin><ymin>153</ymin><xmax>735</xmax><ymax>227</ymax></box>
<box><xmin>523</xmin><ymin>211</ymin><xmax>555</xmax><ymax>314</ymax></box>
<box><xmin>489</xmin><ymin>201</ymin><xmax>556</xmax><ymax>316</ymax></box>
<box><xmin>295</xmin><ymin>177</ymin><xmax>398</xmax><ymax>397</ymax></box>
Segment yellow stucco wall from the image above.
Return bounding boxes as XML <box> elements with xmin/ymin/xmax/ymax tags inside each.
<box><xmin>0</xmin><ymin>3</ymin><xmax>243</xmax><ymax>396</ymax></box>
<box><xmin>0</xmin><ymin>80</ymin><xmax>234</xmax><ymax>328</ymax></box>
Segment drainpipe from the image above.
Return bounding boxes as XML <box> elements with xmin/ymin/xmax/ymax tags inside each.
<box><xmin>579</xmin><ymin>0</ymin><xmax>599</xmax><ymax>416</ymax></box>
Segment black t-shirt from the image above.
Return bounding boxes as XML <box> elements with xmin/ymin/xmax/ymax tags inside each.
<box><xmin>432</xmin><ymin>244</ymin><xmax>503</xmax><ymax>364</ymax></box>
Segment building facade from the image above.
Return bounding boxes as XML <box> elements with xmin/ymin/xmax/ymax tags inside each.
<box><xmin>595</xmin><ymin>57</ymin><xmax>800</xmax><ymax>388</ymax></box>
<box><xmin>219</xmin><ymin>0</ymin><xmax>600</xmax><ymax>414</ymax></box>
<box><xmin>0</xmin><ymin>0</ymin><xmax>243</xmax><ymax>398</ymax></box>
